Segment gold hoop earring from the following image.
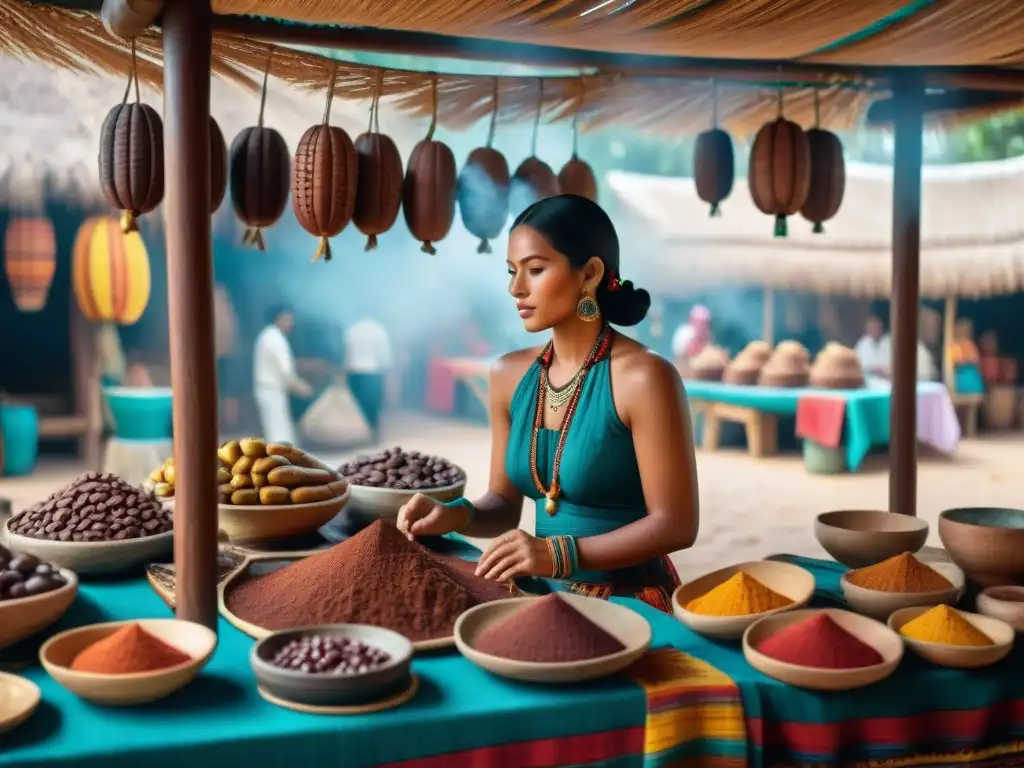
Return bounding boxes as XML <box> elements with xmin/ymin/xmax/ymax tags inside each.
<box><xmin>576</xmin><ymin>294</ymin><xmax>599</xmax><ymax>322</ymax></box>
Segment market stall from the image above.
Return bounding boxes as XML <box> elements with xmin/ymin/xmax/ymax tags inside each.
<box><xmin>425</xmin><ymin>357</ymin><xmax>493</xmax><ymax>415</ymax></box>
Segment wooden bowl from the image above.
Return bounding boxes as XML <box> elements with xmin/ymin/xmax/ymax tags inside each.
<box><xmin>938</xmin><ymin>507</ymin><xmax>1024</xmax><ymax>585</ymax></box>
<box><xmin>0</xmin><ymin>568</ymin><xmax>78</xmax><ymax>650</ymax></box>
<box><xmin>3</xmin><ymin>521</ymin><xmax>173</xmax><ymax>576</ymax></box>
<box><xmin>454</xmin><ymin>593</ymin><xmax>651</xmax><ymax>683</ymax></box>
<box><xmin>345</xmin><ymin>480</ymin><xmax>465</xmax><ymax>526</ymax></box>
<box><xmin>217</xmin><ymin>489</ymin><xmax>349</xmax><ymax>544</ymax></box>
<box><xmin>672</xmin><ymin>560</ymin><xmax>815</xmax><ymax>640</ymax></box>
<box><xmin>840</xmin><ymin>561</ymin><xmax>964</xmax><ymax>621</ymax></box>
<box><xmin>0</xmin><ymin>672</ymin><xmax>40</xmax><ymax>734</ymax></box>
<box><xmin>815</xmin><ymin>510</ymin><xmax>929</xmax><ymax>569</ymax></box>
<box><xmin>975</xmin><ymin>586</ymin><xmax>1024</xmax><ymax>632</ymax></box>
<box><xmin>39</xmin><ymin>619</ymin><xmax>217</xmax><ymax>706</ymax></box>
<box><xmin>251</xmin><ymin>624</ymin><xmax>413</xmax><ymax>706</ymax></box>
<box><xmin>743</xmin><ymin>608</ymin><xmax>903</xmax><ymax>691</ymax></box>
<box><xmin>888</xmin><ymin>606</ymin><xmax>1014</xmax><ymax>668</ymax></box>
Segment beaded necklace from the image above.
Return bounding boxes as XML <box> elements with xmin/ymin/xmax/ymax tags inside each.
<box><xmin>530</xmin><ymin>325</ymin><xmax>613</xmax><ymax>515</ymax></box>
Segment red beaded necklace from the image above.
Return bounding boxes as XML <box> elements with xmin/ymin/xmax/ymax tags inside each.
<box><xmin>529</xmin><ymin>325</ymin><xmax>613</xmax><ymax>515</ymax></box>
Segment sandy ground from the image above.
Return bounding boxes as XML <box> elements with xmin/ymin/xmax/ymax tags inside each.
<box><xmin>2</xmin><ymin>411</ymin><xmax>1022</xmax><ymax>583</ymax></box>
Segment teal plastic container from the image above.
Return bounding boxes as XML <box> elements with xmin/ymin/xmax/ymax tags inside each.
<box><xmin>0</xmin><ymin>402</ymin><xmax>39</xmax><ymax>476</ymax></box>
<box><xmin>803</xmin><ymin>439</ymin><xmax>846</xmax><ymax>475</ymax></box>
<box><xmin>103</xmin><ymin>387</ymin><xmax>174</xmax><ymax>441</ymax></box>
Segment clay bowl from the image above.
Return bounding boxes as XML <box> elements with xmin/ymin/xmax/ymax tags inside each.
<box><xmin>454</xmin><ymin>593</ymin><xmax>651</xmax><ymax>683</ymax></box>
<box><xmin>217</xmin><ymin>489</ymin><xmax>349</xmax><ymax>544</ymax></box>
<box><xmin>938</xmin><ymin>507</ymin><xmax>1024</xmax><ymax>586</ymax></box>
<box><xmin>839</xmin><ymin>560</ymin><xmax>964</xmax><ymax>621</ymax></box>
<box><xmin>3</xmin><ymin>519</ymin><xmax>173</xmax><ymax>576</ymax></box>
<box><xmin>0</xmin><ymin>672</ymin><xmax>41</xmax><ymax>734</ymax></box>
<box><xmin>976</xmin><ymin>586</ymin><xmax>1024</xmax><ymax>632</ymax></box>
<box><xmin>0</xmin><ymin>568</ymin><xmax>78</xmax><ymax>650</ymax></box>
<box><xmin>809</xmin><ymin>371</ymin><xmax>866</xmax><ymax>390</ymax></box>
<box><xmin>743</xmin><ymin>608</ymin><xmax>903</xmax><ymax>691</ymax></box>
<box><xmin>758</xmin><ymin>368</ymin><xmax>810</xmax><ymax>388</ymax></box>
<box><xmin>672</xmin><ymin>560</ymin><xmax>815</xmax><ymax>640</ymax></box>
<box><xmin>815</xmin><ymin>510</ymin><xmax>929</xmax><ymax>569</ymax></box>
<box><xmin>345</xmin><ymin>479</ymin><xmax>465</xmax><ymax>526</ymax></box>
<box><xmin>251</xmin><ymin>624</ymin><xmax>413</xmax><ymax>707</ymax></box>
<box><xmin>722</xmin><ymin>366</ymin><xmax>761</xmax><ymax>386</ymax></box>
<box><xmin>888</xmin><ymin>606</ymin><xmax>1014</xmax><ymax>668</ymax></box>
<box><xmin>39</xmin><ymin>618</ymin><xmax>217</xmax><ymax>706</ymax></box>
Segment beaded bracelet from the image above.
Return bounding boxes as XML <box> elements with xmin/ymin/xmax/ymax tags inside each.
<box><xmin>547</xmin><ymin>535</ymin><xmax>579</xmax><ymax>580</ymax></box>
<box><xmin>440</xmin><ymin>497</ymin><xmax>476</xmax><ymax>530</ymax></box>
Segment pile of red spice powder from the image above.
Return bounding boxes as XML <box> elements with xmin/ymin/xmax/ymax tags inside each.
<box><xmin>474</xmin><ymin>594</ymin><xmax>626</xmax><ymax>663</ymax></box>
<box><xmin>71</xmin><ymin>623</ymin><xmax>191</xmax><ymax>674</ymax></box>
<box><xmin>755</xmin><ymin>613</ymin><xmax>884</xmax><ymax>669</ymax></box>
<box><xmin>225</xmin><ymin>520</ymin><xmax>511</xmax><ymax>642</ymax></box>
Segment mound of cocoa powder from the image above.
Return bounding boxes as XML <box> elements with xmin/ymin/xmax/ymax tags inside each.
<box><xmin>225</xmin><ymin>520</ymin><xmax>511</xmax><ymax>642</ymax></box>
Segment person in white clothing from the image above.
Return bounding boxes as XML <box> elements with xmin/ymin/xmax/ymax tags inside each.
<box><xmin>253</xmin><ymin>305</ymin><xmax>313</xmax><ymax>445</ymax></box>
<box><xmin>854</xmin><ymin>312</ymin><xmax>937</xmax><ymax>382</ymax></box>
<box><xmin>344</xmin><ymin>317</ymin><xmax>392</xmax><ymax>439</ymax></box>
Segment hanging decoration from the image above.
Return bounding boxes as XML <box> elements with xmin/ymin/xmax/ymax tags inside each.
<box><xmin>98</xmin><ymin>39</ymin><xmax>164</xmax><ymax>234</ymax></box>
<box><xmin>4</xmin><ymin>217</ymin><xmax>57</xmax><ymax>313</ymax></box>
<box><xmin>210</xmin><ymin>116</ymin><xmax>228</xmax><ymax>212</ymax></box>
<box><xmin>557</xmin><ymin>79</ymin><xmax>597</xmax><ymax>202</ymax></box>
<box><xmin>72</xmin><ymin>216</ymin><xmax>151</xmax><ymax>326</ymax></box>
<box><xmin>457</xmin><ymin>77</ymin><xmax>511</xmax><ymax>254</ymax></box>
<box><xmin>800</xmin><ymin>91</ymin><xmax>846</xmax><ymax>234</ymax></box>
<box><xmin>748</xmin><ymin>86</ymin><xmax>810</xmax><ymax>238</ymax></box>
<box><xmin>511</xmin><ymin>79</ymin><xmax>559</xmax><ymax>215</ymax></box>
<box><xmin>229</xmin><ymin>52</ymin><xmax>291</xmax><ymax>251</ymax></box>
<box><xmin>693</xmin><ymin>81</ymin><xmax>734</xmax><ymax>216</ymax></box>
<box><xmin>402</xmin><ymin>77</ymin><xmax>457</xmax><ymax>255</ymax></box>
<box><xmin>292</xmin><ymin>64</ymin><xmax>358</xmax><ymax>263</ymax></box>
<box><xmin>353</xmin><ymin>71</ymin><xmax>404</xmax><ymax>252</ymax></box>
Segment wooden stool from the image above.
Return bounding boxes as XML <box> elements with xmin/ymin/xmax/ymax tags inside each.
<box><xmin>952</xmin><ymin>393</ymin><xmax>983</xmax><ymax>437</ymax></box>
<box><xmin>701</xmin><ymin>402</ymin><xmax>778</xmax><ymax>457</ymax></box>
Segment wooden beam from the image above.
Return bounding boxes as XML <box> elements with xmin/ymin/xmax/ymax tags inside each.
<box><xmin>162</xmin><ymin>0</ymin><xmax>219</xmax><ymax>630</ymax></box>
<box><xmin>867</xmin><ymin>90</ymin><xmax>1024</xmax><ymax>125</ymax></box>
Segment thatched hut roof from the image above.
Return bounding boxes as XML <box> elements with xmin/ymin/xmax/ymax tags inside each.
<box><xmin>608</xmin><ymin>156</ymin><xmax>1024</xmax><ymax>300</ymax></box>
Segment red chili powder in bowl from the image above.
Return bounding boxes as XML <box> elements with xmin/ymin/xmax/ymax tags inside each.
<box><xmin>473</xmin><ymin>594</ymin><xmax>626</xmax><ymax>663</ymax></box>
<box><xmin>755</xmin><ymin>613</ymin><xmax>884</xmax><ymax>669</ymax></box>
<box><xmin>70</xmin><ymin>623</ymin><xmax>192</xmax><ymax>674</ymax></box>
<box><xmin>225</xmin><ymin>520</ymin><xmax>511</xmax><ymax>642</ymax></box>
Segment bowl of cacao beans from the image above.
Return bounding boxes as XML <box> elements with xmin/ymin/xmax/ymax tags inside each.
<box><xmin>2</xmin><ymin>472</ymin><xmax>174</xmax><ymax>576</ymax></box>
<box><xmin>337</xmin><ymin>447</ymin><xmax>466</xmax><ymax>526</ymax></box>
<box><xmin>0</xmin><ymin>545</ymin><xmax>78</xmax><ymax>650</ymax></box>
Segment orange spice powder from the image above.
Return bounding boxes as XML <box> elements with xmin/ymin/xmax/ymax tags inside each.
<box><xmin>70</xmin><ymin>623</ymin><xmax>191</xmax><ymax>674</ymax></box>
<box><xmin>846</xmin><ymin>552</ymin><xmax>953</xmax><ymax>593</ymax></box>
<box><xmin>685</xmin><ymin>572</ymin><xmax>794</xmax><ymax>616</ymax></box>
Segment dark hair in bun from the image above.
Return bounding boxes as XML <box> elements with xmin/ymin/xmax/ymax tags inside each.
<box><xmin>511</xmin><ymin>194</ymin><xmax>651</xmax><ymax>327</ymax></box>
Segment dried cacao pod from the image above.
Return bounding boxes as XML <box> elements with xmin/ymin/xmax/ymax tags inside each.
<box><xmin>511</xmin><ymin>156</ymin><xmax>559</xmax><ymax>215</ymax></box>
<box><xmin>557</xmin><ymin>156</ymin><xmax>598</xmax><ymax>203</ymax></box>
<box><xmin>800</xmin><ymin>128</ymin><xmax>846</xmax><ymax>234</ymax></box>
<box><xmin>98</xmin><ymin>101</ymin><xmax>164</xmax><ymax>234</ymax></box>
<box><xmin>292</xmin><ymin>124</ymin><xmax>358</xmax><ymax>262</ymax></box>
<box><xmin>693</xmin><ymin>128</ymin><xmax>734</xmax><ymax>217</ymax></box>
<box><xmin>210</xmin><ymin>117</ymin><xmax>228</xmax><ymax>213</ymax></box>
<box><xmin>457</xmin><ymin>146</ymin><xmax>510</xmax><ymax>254</ymax></box>
<box><xmin>748</xmin><ymin>118</ymin><xmax>810</xmax><ymax>238</ymax></box>
<box><xmin>353</xmin><ymin>132</ymin><xmax>403</xmax><ymax>251</ymax></box>
<box><xmin>402</xmin><ymin>139</ymin><xmax>457</xmax><ymax>255</ymax></box>
<box><xmin>229</xmin><ymin>126</ymin><xmax>290</xmax><ymax>251</ymax></box>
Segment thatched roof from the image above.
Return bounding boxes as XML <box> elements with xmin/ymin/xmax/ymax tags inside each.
<box><xmin>608</xmin><ymin>156</ymin><xmax>1024</xmax><ymax>299</ymax></box>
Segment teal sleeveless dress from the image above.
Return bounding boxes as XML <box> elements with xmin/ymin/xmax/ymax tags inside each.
<box><xmin>506</xmin><ymin>350</ymin><xmax>680</xmax><ymax>612</ymax></box>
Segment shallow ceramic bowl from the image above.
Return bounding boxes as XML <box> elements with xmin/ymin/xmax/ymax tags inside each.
<box><xmin>3</xmin><ymin>520</ymin><xmax>173</xmax><ymax>576</ymax></box>
<box><xmin>0</xmin><ymin>672</ymin><xmax>41</xmax><ymax>734</ymax></box>
<box><xmin>345</xmin><ymin>480</ymin><xmax>465</xmax><ymax>526</ymax></box>
<box><xmin>39</xmin><ymin>619</ymin><xmax>217</xmax><ymax>706</ymax></box>
<box><xmin>743</xmin><ymin>608</ymin><xmax>903</xmax><ymax>691</ymax></box>
<box><xmin>975</xmin><ymin>586</ymin><xmax>1024</xmax><ymax>632</ymax></box>
<box><xmin>251</xmin><ymin>624</ymin><xmax>413</xmax><ymax>706</ymax></box>
<box><xmin>218</xmin><ymin>489</ymin><xmax>349</xmax><ymax>544</ymax></box>
<box><xmin>888</xmin><ymin>606</ymin><xmax>1014</xmax><ymax>668</ymax></box>
<box><xmin>938</xmin><ymin>507</ymin><xmax>1024</xmax><ymax>586</ymax></box>
<box><xmin>840</xmin><ymin>561</ymin><xmax>964</xmax><ymax>621</ymax></box>
<box><xmin>672</xmin><ymin>560</ymin><xmax>815</xmax><ymax>640</ymax></box>
<box><xmin>815</xmin><ymin>510</ymin><xmax>929</xmax><ymax>569</ymax></box>
<box><xmin>454</xmin><ymin>593</ymin><xmax>651</xmax><ymax>683</ymax></box>
<box><xmin>0</xmin><ymin>568</ymin><xmax>78</xmax><ymax>650</ymax></box>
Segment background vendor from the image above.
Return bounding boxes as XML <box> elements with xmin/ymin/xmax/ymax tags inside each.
<box><xmin>343</xmin><ymin>315</ymin><xmax>393</xmax><ymax>441</ymax></box>
<box><xmin>253</xmin><ymin>304</ymin><xmax>313</xmax><ymax>445</ymax></box>
<box><xmin>671</xmin><ymin>304</ymin><xmax>712</xmax><ymax>375</ymax></box>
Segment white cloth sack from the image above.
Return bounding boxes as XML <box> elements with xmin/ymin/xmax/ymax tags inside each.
<box><xmin>299</xmin><ymin>383</ymin><xmax>371</xmax><ymax>447</ymax></box>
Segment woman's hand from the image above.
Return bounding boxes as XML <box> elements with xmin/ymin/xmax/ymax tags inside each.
<box><xmin>396</xmin><ymin>494</ymin><xmax>469</xmax><ymax>541</ymax></box>
<box><xmin>475</xmin><ymin>529</ymin><xmax>555</xmax><ymax>583</ymax></box>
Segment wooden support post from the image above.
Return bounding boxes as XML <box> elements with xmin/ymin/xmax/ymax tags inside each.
<box><xmin>763</xmin><ymin>287</ymin><xmax>775</xmax><ymax>344</ymax></box>
<box><xmin>889</xmin><ymin>72</ymin><xmax>925</xmax><ymax>517</ymax></box>
<box><xmin>162</xmin><ymin>0</ymin><xmax>219</xmax><ymax>630</ymax></box>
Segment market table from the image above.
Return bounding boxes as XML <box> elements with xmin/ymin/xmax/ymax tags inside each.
<box><xmin>2</xmin><ymin>555</ymin><xmax>1022</xmax><ymax>768</ymax></box>
<box><xmin>425</xmin><ymin>357</ymin><xmax>493</xmax><ymax>415</ymax></box>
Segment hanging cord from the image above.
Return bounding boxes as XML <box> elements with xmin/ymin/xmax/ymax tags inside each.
<box><xmin>773</xmin><ymin>65</ymin><xmax>788</xmax><ymax>239</ymax></box>
<box><xmin>813</xmin><ymin>88</ymin><xmax>821</xmax><ymax>129</ymax></box>
<box><xmin>243</xmin><ymin>49</ymin><xmax>275</xmax><ymax>250</ymax></box>
<box><xmin>711</xmin><ymin>79</ymin><xmax>719</xmax><ymax>129</ymax></box>
<box><xmin>257</xmin><ymin>50</ymin><xmax>272</xmax><ymax>128</ymax></box>
<box><xmin>419</xmin><ymin>76</ymin><xmax>440</xmax><ymax>255</ymax></box>
<box><xmin>312</xmin><ymin>63</ymin><xmax>341</xmax><ymax>264</ymax></box>
<box><xmin>570</xmin><ymin>76</ymin><xmax>586</xmax><ymax>159</ymax></box>
<box><xmin>116</xmin><ymin>38</ymin><xmax>144</xmax><ymax>233</ymax></box>
<box><xmin>485</xmin><ymin>77</ymin><xmax>499</xmax><ymax>148</ymax></box>
<box><xmin>530</xmin><ymin>78</ymin><xmax>544</xmax><ymax>157</ymax></box>
<box><xmin>367</xmin><ymin>69</ymin><xmax>384</xmax><ymax>134</ymax></box>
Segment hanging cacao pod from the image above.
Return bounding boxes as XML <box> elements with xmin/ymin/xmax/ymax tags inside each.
<box><xmin>558</xmin><ymin>156</ymin><xmax>598</xmax><ymax>202</ymax></box>
<box><xmin>229</xmin><ymin>126</ymin><xmax>290</xmax><ymax>251</ymax></box>
<box><xmin>210</xmin><ymin>117</ymin><xmax>228</xmax><ymax>213</ymax></box>
<box><xmin>511</xmin><ymin>157</ymin><xmax>559</xmax><ymax>215</ymax></box>
<box><xmin>748</xmin><ymin>118</ymin><xmax>810</xmax><ymax>238</ymax></box>
<box><xmin>800</xmin><ymin>128</ymin><xmax>846</xmax><ymax>234</ymax></box>
<box><xmin>694</xmin><ymin>128</ymin><xmax>734</xmax><ymax>217</ymax></box>
<box><xmin>402</xmin><ymin>139</ymin><xmax>457</xmax><ymax>255</ymax></box>
<box><xmin>4</xmin><ymin>217</ymin><xmax>56</xmax><ymax>312</ymax></box>
<box><xmin>292</xmin><ymin>124</ymin><xmax>358</xmax><ymax>262</ymax></box>
<box><xmin>457</xmin><ymin>146</ymin><xmax>510</xmax><ymax>254</ymax></box>
<box><xmin>353</xmin><ymin>132</ymin><xmax>403</xmax><ymax>251</ymax></box>
<box><xmin>98</xmin><ymin>101</ymin><xmax>164</xmax><ymax>233</ymax></box>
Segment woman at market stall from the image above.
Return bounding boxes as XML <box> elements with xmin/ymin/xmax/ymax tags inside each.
<box><xmin>398</xmin><ymin>194</ymin><xmax>699</xmax><ymax>611</ymax></box>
